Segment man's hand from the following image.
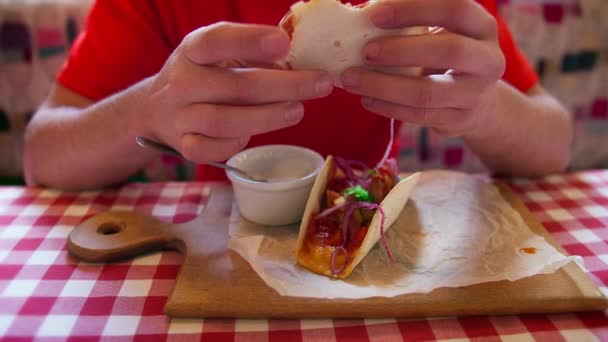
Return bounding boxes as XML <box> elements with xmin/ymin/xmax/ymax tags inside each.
<box><xmin>341</xmin><ymin>0</ymin><xmax>505</xmax><ymax>137</ymax></box>
<box><xmin>134</xmin><ymin>22</ymin><xmax>333</xmax><ymax>164</ymax></box>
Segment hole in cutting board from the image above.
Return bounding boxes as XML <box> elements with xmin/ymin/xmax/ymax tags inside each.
<box><xmin>97</xmin><ymin>222</ymin><xmax>125</xmax><ymax>235</ymax></box>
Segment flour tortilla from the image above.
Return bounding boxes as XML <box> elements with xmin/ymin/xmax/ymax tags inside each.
<box><xmin>279</xmin><ymin>0</ymin><xmax>428</xmax><ymax>87</ymax></box>
<box><xmin>296</xmin><ymin>156</ymin><xmax>421</xmax><ymax>278</ymax></box>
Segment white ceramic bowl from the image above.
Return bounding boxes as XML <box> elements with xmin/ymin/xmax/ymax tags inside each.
<box><xmin>226</xmin><ymin>145</ymin><xmax>324</xmax><ymax>226</ymax></box>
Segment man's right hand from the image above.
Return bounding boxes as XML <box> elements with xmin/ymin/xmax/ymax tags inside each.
<box><xmin>134</xmin><ymin>22</ymin><xmax>334</xmax><ymax>164</ymax></box>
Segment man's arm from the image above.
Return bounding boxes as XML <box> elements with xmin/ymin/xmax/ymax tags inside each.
<box><xmin>24</xmin><ymin>80</ymin><xmax>158</xmax><ymax>191</ymax></box>
<box><xmin>24</xmin><ymin>23</ymin><xmax>333</xmax><ymax>191</ymax></box>
<box><xmin>464</xmin><ymin>82</ymin><xmax>572</xmax><ymax>177</ymax></box>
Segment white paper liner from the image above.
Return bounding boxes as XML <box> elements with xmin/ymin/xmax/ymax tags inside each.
<box><xmin>229</xmin><ymin>171</ymin><xmax>581</xmax><ymax>299</ymax></box>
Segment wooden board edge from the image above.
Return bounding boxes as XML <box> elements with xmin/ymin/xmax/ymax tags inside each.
<box><xmin>164</xmin><ymin>296</ymin><xmax>608</xmax><ymax>319</ymax></box>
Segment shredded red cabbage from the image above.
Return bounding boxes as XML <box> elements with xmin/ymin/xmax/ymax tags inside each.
<box><xmin>375</xmin><ymin>118</ymin><xmax>395</xmax><ymax>169</ymax></box>
<box><xmin>337</xmin><ymin>202</ymin><xmax>395</xmax><ymax>270</ymax></box>
<box><xmin>330</xmin><ymin>246</ymin><xmax>348</xmax><ymax>275</ymax></box>
<box><xmin>359</xmin><ymin>203</ymin><xmax>394</xmax><ymax>263</ymax></box>
<box><xmin>346</xmin><ymin>160</ymin><xmax>369</xmax><ymax>172</ymax></box>
<box><xmin>315</xmin><ymin>201</ymin><xmax>348</xmax><ymax>220</ymax></box>
<box><xmin>341</xmin><ymin>202</ymin><xmax>370</xmax><ymax>245</ymax></box>
<box><xmin>383</xmin><ymin>158</ymin><xmax>399</xmax><ymax>178</ymax></box>
<box><xmin>334</xmin><ymin>157</ymin><xmax>356</xmax><ymax>186</ymax></box>
<box><xmin>335</xmin><ymin>157</ymin><xmax>372</xmax><ymax>188</ymax></box>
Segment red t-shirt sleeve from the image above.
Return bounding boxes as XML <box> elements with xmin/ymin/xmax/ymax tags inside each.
<box><xmin>57</xmin><ymin>1</ymin><xmax>171</xmax><ymax>101</ymax></box>
<box><xmin>479</xmin><ymin>0</ymin><xmax>539</xmax><ymax>93</ymax></box>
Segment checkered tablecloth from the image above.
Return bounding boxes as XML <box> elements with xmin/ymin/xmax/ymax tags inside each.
<box><xmin>2</xmin><ymin>171</ymin><xmax>608</xmax><ymax>341</ymax></box>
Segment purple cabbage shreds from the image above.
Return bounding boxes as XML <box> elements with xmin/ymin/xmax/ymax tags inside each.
<box><xmin>359</xmin><ymin>203</ymin><xmax>394</xmax><ymax>263</ymax></box>
<box><xmin>339</xmin><ymin>202</ymin><xmax>394</xmax><ymax>263</ymax></box>
<box><xmin>315</xmin><ymin>202</ymin><xmax>348</xmax><ymax>220</ymax></box>
<box><xmin>374</xmin><ymin>118</ymin><xmax>395</xmax><ymax>169</ymax></box>
<box><xmin>340</xmin><ymin>202</ymin><xmax>375</xmax><ymax>246</ymax></box>
<box><xmin>360</xmin><ymin>177</ymin><xmax>373</xmax><ymax>190</ymax></box>
<box><xmin>330</xmin><ymin>201</ymin><xmax>394</xmax><ymax>275</ymax></box>
<box><xmin>341</xmin><ymin>203</ymin><xmax>358</xmax><ymax>245</ymax></box>
<box><xmin>330</xmin><ymin>245</ymin><xmax>348</xmax><ymax>275</ymax></box>
<box><xmin>335</xmin><ymin>157</ymin><xmax>355</xmax><ymax>181</ymax></box>
<box><xmin>335</xmin><ymin>157</ymin><xmax>372</xmax><ymax>184</ymax></box>
<box><xmin>384</xmin><ymin>158</ymin><xmax>399</xmax><ymax>177</ymax></box>
<box><xmin>354</xmin><ymin>174</ymin><xmax>371</xmax><ymax>186</ymax></box>
<box><xmin>347</xmin><ymin>160</ymin><xmax>370</xmax><ymax>171</ymax></box>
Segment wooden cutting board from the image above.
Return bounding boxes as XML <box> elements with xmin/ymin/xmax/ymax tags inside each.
<box><xmin>67</xmin><ymin>183</ymin><xmax>608</xmax><ymax>318</ymax></box>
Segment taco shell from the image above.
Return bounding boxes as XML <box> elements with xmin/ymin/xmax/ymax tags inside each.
<box><xmin>296</xmin><ymin>156</ymin><xmax>420</xmax><ymax>278</ymax></box>
<box><xmin>280</xmin><ymin>0</ymin><xmax>428</xmax><ymax>87</ymax></box>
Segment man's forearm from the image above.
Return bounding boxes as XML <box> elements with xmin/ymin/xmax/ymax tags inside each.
<box><xmin>24</xmin><ymin>78</ymin><xmax>158</xmax><ymax>191</ymax></box>
<box><xmin>464</xmin><ymin>81</ymin><xmax>572</xmax><ymax>177</ymax></box>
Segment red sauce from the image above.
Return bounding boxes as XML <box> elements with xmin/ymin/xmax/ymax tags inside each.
<box><xmin>310</xmin><ymin>216</ymin><xmax>342</xmax><ymax>247</ymax></box>
<box><xmin>306</xmin><ymin>212</ymin><xmax>370</xmax><ymax>253</ymax></box>
<box><xmin>519</xmin><ymin>247</ymin><xmax>537</xmax><ymax>254</ymax></box>
<box><xmin>348</xmin><ymin>226</ymin><xmax>368</xmax><ymax>254</ymax></box>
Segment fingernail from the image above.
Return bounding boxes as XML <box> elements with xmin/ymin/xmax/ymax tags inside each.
<box><xmin>285</xmin><ymin>102</ymin><xmax>304</xmax><ymax>123</ymax></box>
<box><xmin>362</xmin><ymin>97</ymin><xmax>375</xmax><ymax>107</ymax></box>
<box><xmin>315</xmin><ymin>75</ymin><xmax>334</xmax><ymax>95</ymax></box>
<box><xmin>370</xmin><ymin>4</ymin><xmax>395</xmax><ymax>27</ymax></box>
<box><xmin>260</xmin><ymin>31</ymin><xmax>288</xmax><ymax>54</ymax></box>
<box><xmin>364</xmin><ymin>43</ymin><xmax>380</xmax><ymax>61</ymax></box>
<box><xmin>341</xmin><ymin>70</ymin><xmax>361</xmax><ymax>88</ymax></box>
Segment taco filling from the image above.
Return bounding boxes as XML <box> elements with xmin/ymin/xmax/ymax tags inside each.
<box><xmin>298</xmin><ymin>157</ymin><xmax>400</xmax><ymax>276</ymax></box>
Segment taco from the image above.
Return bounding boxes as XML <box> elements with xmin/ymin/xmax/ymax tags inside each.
<box><xmin>279</xmin><ymin>0</ymin><xmax>428</xmax><ymax>87</ymax></box>
<box><xmin>296</xmin><ymin>156</ymin><xmax>420</xmax><ymax>278</ymax></box>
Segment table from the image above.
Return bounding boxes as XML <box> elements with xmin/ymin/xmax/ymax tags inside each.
<box><xmin>1</xmin><ymin>171</ymin><xmax>608</xmax><ymax>341</ymax></box>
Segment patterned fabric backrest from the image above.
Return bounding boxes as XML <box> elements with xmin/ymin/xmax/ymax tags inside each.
<box><xmin>0</xmin><ymin>0</ymin><xmax>91</xmax><ymax>178</ymax></box>
<box><xmin>0</xmin><ymin>0</ymin><xmax>191</xmax><ymax>181</ymax></box>
<box><xmin>399</xmin><ymin>0</ymin><xmax>608</xmax><ymax>172</ymax></box>
<box><xmin>0</xmin><ymin>0</ymin><xmax>605</xmax><ymax>181</ymax></box>
<box><xmin>500</xmin><ymin>0</ymin><xmax>608</xmax><ymax>170</ymax></box>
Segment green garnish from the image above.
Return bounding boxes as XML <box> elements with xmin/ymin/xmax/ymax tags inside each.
<box><xmin>344</xmin><ymin>185</ymin><xmax>373</xmax><ymax>202</ymax></box>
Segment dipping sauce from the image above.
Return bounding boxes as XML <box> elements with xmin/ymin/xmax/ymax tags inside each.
<box><xmin>226</xmin><ymin>145</ymin><xmax>324</xmax><ymax>226</ymax></box>
<box><xmin>250</xmin><ymin>156</ymin><xmax>315</xmax><ymax>183</ymax></box>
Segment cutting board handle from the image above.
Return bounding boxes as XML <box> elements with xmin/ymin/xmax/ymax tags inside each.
<box><xmin>68</xmin><ymin>210</ymin><xmax>175</xmax><ymax>262</ymax></box>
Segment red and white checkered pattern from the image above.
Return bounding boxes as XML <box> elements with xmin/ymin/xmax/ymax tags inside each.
<box><xmin>1</xmin><ymin>173</ymin><xmax>608</xmax><ymax>341</ymax></box>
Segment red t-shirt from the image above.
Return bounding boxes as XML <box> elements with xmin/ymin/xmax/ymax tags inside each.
<box><xmin>57</xmin><ymin>0</ymin><xmax>538</xmax><ymax>181</ymax></box>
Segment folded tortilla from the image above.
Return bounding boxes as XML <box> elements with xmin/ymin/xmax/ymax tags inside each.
<box><xmin>280</xmin><ymin>0</ymin><xmax>428</xmax><ymax>87</ymax></box>
<box><xmin>296</xmin><ymin>156</ymin><xmax>420</xmax><ymax>278</ymax></box>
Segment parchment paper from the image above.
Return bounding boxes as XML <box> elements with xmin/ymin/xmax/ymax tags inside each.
<box><xmin>228</xmin><ymin>171</ymin><xmax>581</xmax><ymax>299</ymax></box>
